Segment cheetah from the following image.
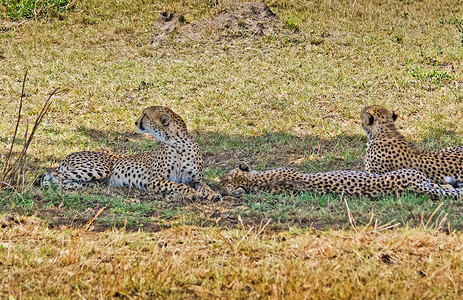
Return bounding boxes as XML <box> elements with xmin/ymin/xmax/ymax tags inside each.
<box><xmin>360</xmin><ymin>105</ymin><xmax>463</xmax><ymax>186</ymax></box>
<box><xmin>219</xmin><ymin>164</ymin><xmax>463</xmax><ymax>198</ymax></box>
<box><xmin>40</xmin><ymin>106</ymin><xmax>220</xmax><ymax>200</ymax></box>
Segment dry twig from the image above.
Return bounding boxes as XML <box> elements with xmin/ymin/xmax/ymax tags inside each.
<box><xmin>0</xmin><ymin>72</ymin><xmax>58</xmax><ymax>190</ymax></box>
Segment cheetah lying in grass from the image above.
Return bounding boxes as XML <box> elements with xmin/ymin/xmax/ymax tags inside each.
<box><xmin>220</xmin><ymin>164</ymin><xmax>463</xmax><ymax>198</ymax></box>
<box><xmin>40</xmin><ymin>106</ymin><xmax>220</xmax><ymax>200</ymax></box>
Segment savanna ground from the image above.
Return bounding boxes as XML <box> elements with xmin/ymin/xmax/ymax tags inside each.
<box><xmin>1</xmin><ymin>0</ymin><xmax>463</xmax><ymax>298</ymax></box>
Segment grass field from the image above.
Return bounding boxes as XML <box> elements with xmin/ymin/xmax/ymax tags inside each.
<box><xmin>1</xmin><ymin>0</ymin><xmax>463</xmax><ymax>298</ymax></box>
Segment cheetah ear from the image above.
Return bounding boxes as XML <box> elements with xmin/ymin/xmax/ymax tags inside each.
<box><xmin>392</xmin><ymin>110</ymin><xmax>399</xmax><ymax>122</ymax></box>
<box><xmin>161</xmin><ymin>114</ymin><xmax>171</xmax><ymax>126</ymax></box>
<box><xmin>366</xmin><ymin>113</ymin><xmax>374</xmax><ymax>126</ymax></box>
<box><xmin>238</xmin><ymin>162</ymin><xmax>250</xmax><ymax>172</ymax></box>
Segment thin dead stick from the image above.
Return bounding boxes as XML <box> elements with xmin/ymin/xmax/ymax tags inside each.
<box><xmin>256</xmin><ymin>219</ymin><xmax>272</xmax><ymax>236</ymax></box>
<box><xmin>24</xmin><ymin>89</ymin><xmax>57</xmax><ymax>148</ymax></box>
<box><xmin>375</xmin><ymin>219</ymin><xmax>397</xmax><ymax>230</ymax></box>
<box><xmin>18</xmin><ymin>119</ymin><xmax>30</xmax><ymax>183</ymax></box>
<box><xmin>434</xmin><ymin>211</ymin><xmax>448</xmax><ymax>231</ymax></box>
<box><xmin>362</xmin><ymin>208</ymin><xmax>375</xmax><ymax>232</ymax></box>
<box><xmin>85</xmin><ymin>206</ymin><xmax>107</xmax><ymax>230</ymax></box>
<box><xmin>238</xmin><ymin>214</ymin><xmax>245</xmax><ymax>231</ymax></box>
<box><xmin>1</xmin><ymin>86</ymin><xmax>59</xmax><ymax>187</ymax></box>
<box><xmin>1</xmin><ymin>71</ymin><xmax>27</xmax><ymax>186</ymax></box>
<box><xmin>342</xmin><ymin>192</ymin><xmax>357</xmax><ymax>231</ymax></box>
<box><xmin>425</xmin><ymin>202</ymin><xmax>444</xmax><ymax>228</ymax></box>
<box><xmin>17</xmin><ymin>88</ymin><xmax>57</xmax><ymax>162</ymax></box>
<box><xmin>375</xmin><ymin>220</ymin><xmax>400</xmax><ymax>232</ymax></box>
<box><xmin>234</xmin><ymin>226</ymin><xmax>254</xmax><ymax>250</ymax></box>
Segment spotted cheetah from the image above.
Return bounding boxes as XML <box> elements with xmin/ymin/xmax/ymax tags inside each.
<box><xmin>219</xmin><ymin>164</ymin><xmax>463</xmax><ymax>197</ymax></box>
<box><xmin>360</xmin><ymin>105</ymin><xmax>463</xmax><ymax>186</ymax></box>
<box><xmin>40</xmin><ymin>106</ymin><xmax>220</xmax><ymax>200</ymax></box>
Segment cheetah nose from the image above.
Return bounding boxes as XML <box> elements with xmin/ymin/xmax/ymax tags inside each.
<box><xmin>136</xmin><ymin>120</ymin><xmax>145</xmax><ymax>130</ymax></box>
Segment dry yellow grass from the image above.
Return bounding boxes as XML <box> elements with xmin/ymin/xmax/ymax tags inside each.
<box><xmin>1</xmin><ymin>214</ymin><xmax>463</xmax><ymax>298</ymax></box>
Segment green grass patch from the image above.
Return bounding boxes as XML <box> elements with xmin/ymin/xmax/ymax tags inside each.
<box><xmin>236</xmin><ymin>190</ymin><xmax>463</xmax><ymax>231</ymax></box>
<box><xmin>409</xmin><ymin>66</ymin><xmax>452</xmax><ymax>85</ymax></box>
<box><xmin>4</xmin><ymin>183</ymin><xmax>462</xmax><ymax>232</ymax></box>
<box><xmin>1</xmin><ymin>0</ymin><xmax>72</xmax><ymax>19</ymax></box>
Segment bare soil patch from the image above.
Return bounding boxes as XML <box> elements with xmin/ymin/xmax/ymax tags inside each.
<box><xmin>152</xmin><ymin>2</ymin><xmax>283</xmax><ymax>46</ymax></box>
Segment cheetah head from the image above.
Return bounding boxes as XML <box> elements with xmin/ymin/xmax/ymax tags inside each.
<box><xmin>135</xmin><ymin>106</ymin><xmax>188</xmax><ymax>143</ymax></box>
<box><xmin>219</xmin><ymin>163</ymin><xmax>252</xmax><ymax>196</ymax></box>
<box><xmin>360</xmin><ymin>105</ymin><xmax>399</xmax><ymax>139</ymax></box>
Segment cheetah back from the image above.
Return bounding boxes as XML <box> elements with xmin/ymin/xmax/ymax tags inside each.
<box><xmin>361</xmin><ymin>105</ymin><xmax>463</xmax><ymax>184</ymax></box>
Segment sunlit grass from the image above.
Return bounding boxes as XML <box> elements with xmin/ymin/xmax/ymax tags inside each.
<box><xmin>1</xmin><ymin>215</ymin><xmax>463</xmax><ymax>298</ymax></box>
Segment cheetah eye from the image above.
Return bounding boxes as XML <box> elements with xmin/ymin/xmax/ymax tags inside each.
<box><xmin>235</xmin><ymin>186</ymin><xmax>248</xmax><ymax>195</ymax></box>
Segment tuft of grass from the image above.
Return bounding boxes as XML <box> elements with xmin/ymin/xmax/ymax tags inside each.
<box><xmin>283</xmin><ymin>15</ymin><xmax>299</xmax><ymax>32</ymax></box>
<box><xmin>0</xmin><ymin>71</ymin><xmax>57</xmax><ymax>190</ymax></box>
<box><xmin>438</xmin><ymin>13</ymin><xmax>463</xmax><ymax>45</ymax></box>
<box><xmin>409</xmin><ymin>66</ymin><xmax>452</xmax><ymax>85</ymax></box>
<box><xmin>0</xmin><ymin>0</ymin><xmax>73</xmax><ymax>19</ymax></box>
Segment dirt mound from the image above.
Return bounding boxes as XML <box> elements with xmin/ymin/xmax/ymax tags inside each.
<box><xmin>151</xmin><ymin>11</ymin><xmax>186</xmax><ymax>47</ymax></box>
<box><xmin>152</xmin><ymin>2</ymin><xmax>283</xmax><ymax>46</ymax></box>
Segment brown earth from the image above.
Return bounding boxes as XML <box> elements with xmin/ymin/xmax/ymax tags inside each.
<box><xmin>152</xmin><ymin>2</ymin><xmax>283</xmax><ymax>46</ymax></box>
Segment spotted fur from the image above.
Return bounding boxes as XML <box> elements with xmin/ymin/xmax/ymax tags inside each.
<box><xmin>361</xmin><ymin>105</ymin><xmax>463</xmax><ymax>185</ymax></box>
<box><xmin>220</xmin><ymin>164</ymin><xmax>463</xmax><ymax>197</ymax></box>
<box><xmin>40</xmin><ymin>106</ymin><xmax>219</xmax><ymax>200</ymax></box>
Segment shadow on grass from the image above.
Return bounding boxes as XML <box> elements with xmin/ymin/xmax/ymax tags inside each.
<box><xmin>192</xmin><ymin>130</ymin><xmax>366</xmax><ymax>172</ymax></box>
<box><xmin>69</xmin><ymin>126</ymin><xmax>367</xmax><ymax>172</ymax></box>
<box><xmin>418</xmin><ymin>126</ymin><xmax>463</xmax><ymax>149</ymax></box>
<box><xmin>6</xmin><ymin>127</ymin><xmax>461</xmax><ymax>233</ymax></box>
<box><xmin>3</xmin><ymin>183</ymin><xmax>463</xmax><ymax>233</ymax></box>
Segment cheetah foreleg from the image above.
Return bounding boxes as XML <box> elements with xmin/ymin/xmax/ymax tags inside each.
<box><xmin>197</xmin><ymin>182</ymin><xmax>221</xmax><ymax>201</ymax></box>
<box><xmin>148</xmin><ymin>178</ymin><xmax>202</xmax><ymax>200</ymax></box>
